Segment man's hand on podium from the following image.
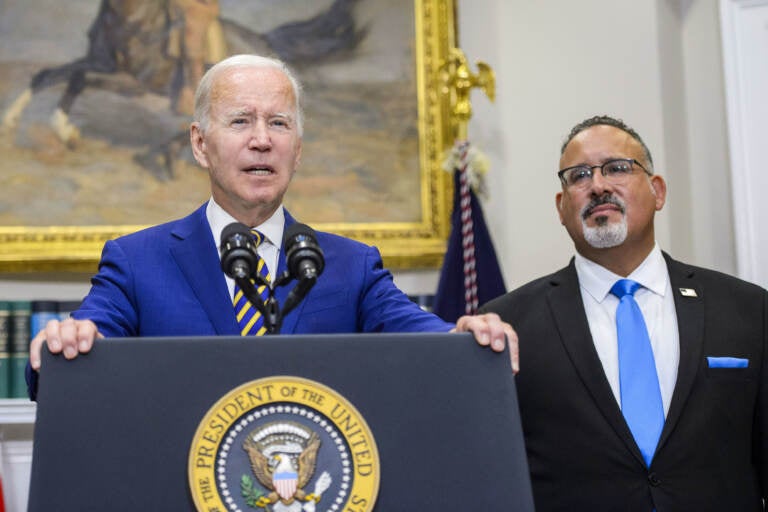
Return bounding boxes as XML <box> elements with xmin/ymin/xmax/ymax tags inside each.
<box><xmin>453</xmin><ymin>312</ymin><xmax>519</xmax><ymax>374</ymax></box>
<box><xmin>29</xmin><ymin>318</ymin><xmax>102</xmax><ymax>371</ymax></box>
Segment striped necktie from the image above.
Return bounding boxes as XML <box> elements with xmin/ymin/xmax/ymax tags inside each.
<box><xmin>610</xmin><ymin>279</ymin><xmax>664</xmax><ymax>467</ymax></box>
<box><xmin>233</xmin><ymin>229</ymin><xmax>271</xmax><ymax>336</ymax></box>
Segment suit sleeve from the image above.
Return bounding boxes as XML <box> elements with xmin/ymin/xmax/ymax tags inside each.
<box><xmin>27</xmin><ymin>240</ymin><xmax>138</xmax><ymax>400</ymax></box>
<box><xmin>357</xmin><ymin>245</ymin><xmax>453</xmax><ymax>333</ymax></box>
<box><xmin>72</xmin><ymin>239</ymin><xmax>140</xmax><ymax>338</ymax></box>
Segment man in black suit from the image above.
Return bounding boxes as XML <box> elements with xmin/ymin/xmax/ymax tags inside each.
<box><xmin>481</xmin><ymin>115</ymin><xmax>766</xmax><ymax>511</ymax></box>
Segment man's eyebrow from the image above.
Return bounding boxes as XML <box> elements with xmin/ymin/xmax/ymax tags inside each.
<box><xmin>222</xmin><ymin>109</ymin><xmax>250</xmax><ymax>119</ymax></box>
<box><xmin>221</xmin><ymin>110</ymin><xmax>294</xmax><ymax>121</ymax></box>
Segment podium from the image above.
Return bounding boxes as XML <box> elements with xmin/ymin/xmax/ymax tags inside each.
<box><xmin>29</xmin><ymin>333</ymin><xmax>534</xmax><ymax>511</ymax></box>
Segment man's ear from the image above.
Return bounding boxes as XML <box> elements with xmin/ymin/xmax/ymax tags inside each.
<box><xmin>555</xmin><ymin>191</ymin><xmax>565</xmax><ymax>225</ymax></box>
<box><xmin>190</xmin><ymin>123</ymin><xmax>209</xmax><ymax>169</ymax></box>
<box><xmin>650</xmin><ymin>174</ymin><xmax>667</xmax><ymax>211</ymax></box>
<box><xmin>293</xmin><ymin>139</ymin><xmax>302</xmax><ymax>174</ymax></box>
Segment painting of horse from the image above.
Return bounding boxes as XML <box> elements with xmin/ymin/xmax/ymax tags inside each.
<box><xmin>0</xmin><ymin>0</ymin><xmax>420</xmax><ymax>228</ymax></box>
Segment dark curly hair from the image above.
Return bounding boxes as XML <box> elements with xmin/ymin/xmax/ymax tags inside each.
<box><xmin>561</xmin><ymin>115</ymin><xmax>654</xmax><ymax>172</ymax></box>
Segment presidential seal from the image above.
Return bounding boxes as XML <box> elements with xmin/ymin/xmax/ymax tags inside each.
<box><xmin>189</xmin><ymin>376</ymin><xmax>379</xmax><ymax>512</ymax></box>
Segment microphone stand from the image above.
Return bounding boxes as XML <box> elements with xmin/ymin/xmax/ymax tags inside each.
<box><xmin>234</xmin><ymin>271</ymin><xmax>318</xmax><ymax>334</ymax></box>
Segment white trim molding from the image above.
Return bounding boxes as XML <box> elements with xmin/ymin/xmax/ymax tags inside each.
<box><xmin>720</xmin><ymin>0</ymin><xmax>768</xmax><ymax>288</ymax></box>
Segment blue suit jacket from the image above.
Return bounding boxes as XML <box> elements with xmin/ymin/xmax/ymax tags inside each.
<box><xmin>73</xmin><ymin>204</ymin><xmax>452</xmax><ymax>337</ymax></box>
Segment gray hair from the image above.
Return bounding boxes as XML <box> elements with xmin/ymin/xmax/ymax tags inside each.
<box><xmin>561</xmin><ymin>115</ymin><xmax>654</xmax><ymax>173</ymax></box>
<box><xmin>193</xmin><ymin>54</ymin><xmax>304</xmax><ymax>135</ymax></box>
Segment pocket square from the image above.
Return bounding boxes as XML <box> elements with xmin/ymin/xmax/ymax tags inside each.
<box><xmin>707</xmin><ymin>356</ymin><xmax>748</xmax><ymax>368</ymax></box>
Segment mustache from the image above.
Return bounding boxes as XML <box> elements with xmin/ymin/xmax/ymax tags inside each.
<box><xmin>581</xmin><ymin>194</ymin><xmax>625</xmax><ymax>220</ymax></box>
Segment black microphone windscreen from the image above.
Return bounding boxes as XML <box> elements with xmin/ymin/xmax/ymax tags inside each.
<box><xmin>220</xmin><ymin>222</ymin><xmax>252</xmax><ymax>246</ymax></box>
<box><xmin>283</xmin><ymin>223</ymin><xmax>316</xmax><ymax>245</ymax></box>
<box><xmin>219</xmin><ymin>222</ymin><xmax>257</xmax><ymax>279</ymax></box>
<box><xmin>283</xmin><ymin>223</ymin><xmax>324</xmax><ymax>279</ymax></box>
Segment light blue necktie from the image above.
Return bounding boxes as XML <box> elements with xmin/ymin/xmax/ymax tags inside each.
<box><xmin>233</xmin><ymin>230</ymin><xmax>271</xmax><ymax>336</ymax></box>
<box><xmin>610</xmin><ymin>279</ymin><xmax>664</xmax><ymax>467</ymax></box>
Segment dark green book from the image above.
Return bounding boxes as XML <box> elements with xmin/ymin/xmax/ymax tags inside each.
<box><xmin>9</xmin><ymin>300</ymin><xmax>32</xmax><ymax>399</ymax></box>
<box><xmin>0</xmin><ymin>301</ymin><xmax>11</xmax><ymax>398</ymax></box>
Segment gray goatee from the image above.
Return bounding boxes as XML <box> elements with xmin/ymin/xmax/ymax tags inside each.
<box><xmin>580</xmin><ymin>195</ymin><xmax>627</xmax><ymax>249</ymax></box>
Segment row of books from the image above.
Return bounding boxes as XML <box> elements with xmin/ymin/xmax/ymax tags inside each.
<box><xmin>0</xmin><ymin>300</ymin><xmax>81</xmax><ymax>399</ymax></box>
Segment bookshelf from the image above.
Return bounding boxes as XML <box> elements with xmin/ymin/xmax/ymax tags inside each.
<box><xmin>0</xmin><ymin>399</ymin><xmax>34</xmax><ymax>511</ymax></box>
<box><xmin>0</xmin><ymin>399</ymin><xmax>36</xmax><ymax>424</ymax></box>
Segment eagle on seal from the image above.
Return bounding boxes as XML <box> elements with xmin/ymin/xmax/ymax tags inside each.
<box><xmin>243</xmin><ymin>426</ymin><xmax>322</xmax><ymax>506</ymax></box>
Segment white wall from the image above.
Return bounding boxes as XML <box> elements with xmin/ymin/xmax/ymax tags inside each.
<box><xmin>0</xmin><ymin>0</ymin><xmax>744</xmax><ymax>298</ymax></box>
<box><xmin>456</xmin><ymin>0</ymin><xmax>669</xmax><ymax>290</ymax></box>
<box><xmin>720</xmin><ymin>0</ymin><xmax>768</xmax><ymax>289</ymax></box>
<box><xmin>678</xmin><ymin>0</ymin><xmax>737</xmax><ymax>274</ymax></box>
<box><xmin>399</xmin><ymin>0</ymin><xmax>738</xmax><ymax>295</ymax></box>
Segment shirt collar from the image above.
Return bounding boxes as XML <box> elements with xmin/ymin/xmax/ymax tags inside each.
<box><xmin>574</xmin><ymin>243</ymin><xmax>668</xmax><ymax>303</ymax></box>
<box><xmin>206</xmin><ymin>198</ymin><xmax>285</xmax><ymax>251</ymax></box>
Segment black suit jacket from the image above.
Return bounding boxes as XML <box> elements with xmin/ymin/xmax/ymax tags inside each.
<box><xmin>481</xmin><ymin>253</ymin><xmax>767</xmax><ymax>511</ymax></box>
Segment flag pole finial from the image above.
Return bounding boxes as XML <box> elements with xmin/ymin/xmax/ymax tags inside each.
<box><xmin>440</xmin><ymin>48</ymin><xmax>495</xmax><ymax>141</ymax></box>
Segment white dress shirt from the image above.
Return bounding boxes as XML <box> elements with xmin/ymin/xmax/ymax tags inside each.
<box><xmin>575</xmin><ymin>243</ymin><xmax>680</xmax><ymax>416</ymax></box>
<box><xmin>205</xmin><ymin>198</ymin><xmax>284</xmax><ymax>300</ymax></box>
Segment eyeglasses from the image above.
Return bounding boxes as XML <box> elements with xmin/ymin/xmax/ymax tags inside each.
<box><xmin>557</xmin><ymin>158</ymin><xmax>651</xmax><ymax>188</ymax></box>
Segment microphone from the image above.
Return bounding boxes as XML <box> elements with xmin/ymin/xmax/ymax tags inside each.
<box><xmin>283</xmin><ymin>223</ymin><xmax>325</xmax><ymax>281</ymax></box>
<box><xmin>281</xmin><ymin>223</ymin><xmax>324</xmax><ymax>317</ymax></box>
<box><xmin>219</xmin><ymin>222</ymin><xmax>258</xmax><ymax>279</ymax></box>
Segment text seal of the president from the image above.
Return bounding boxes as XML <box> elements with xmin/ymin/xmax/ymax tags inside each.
<box><xmin>189</xmin><ymin>376</ymin><xmax>379</xmax><ymax>512</ymax></box>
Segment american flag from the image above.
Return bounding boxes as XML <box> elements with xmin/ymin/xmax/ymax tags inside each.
<box><xmin>434</xmin><ymin>141</ymin><xmax>506</xmax><ymax>322</ymax></box>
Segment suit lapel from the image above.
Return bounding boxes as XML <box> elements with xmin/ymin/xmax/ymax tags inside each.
<box><xmin>169</xmin><ymin>205</ymin><xmax>239</xmax><ymax>335</ymax></box>
<box><xmin>548</xmin><ymin>262</ymin><xmax>647</xmax><ymax>465</ymax></box>
<box><xmin>656</xmin><ymin>253</ymin><xmax>705</xmax><ymax>451</ymax></box>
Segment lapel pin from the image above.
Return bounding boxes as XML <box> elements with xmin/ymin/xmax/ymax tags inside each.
<box><xmin>679</xmin><ymin>288</ymin><xmax>698</xmax><ymax>297</ymax></box>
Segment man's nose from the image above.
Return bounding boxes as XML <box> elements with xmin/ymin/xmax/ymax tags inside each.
<box><xmin>589</xmin><ymin>167</ymin><xmax>613</xmax><ymax>195</ymax></box>
<box><xmin>248</xmin><ymin>122</ymin><xmax>272</xmax><ymax>150</ymax></box>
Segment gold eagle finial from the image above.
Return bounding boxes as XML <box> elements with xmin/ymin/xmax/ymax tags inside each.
<box><xmin>440</xmin><ymin>47</ymin><xmax>496</xmax><ymax>140</ymax></box>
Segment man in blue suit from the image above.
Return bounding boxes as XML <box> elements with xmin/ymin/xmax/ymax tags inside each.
<box><xmin>29</xmin><ymin>54</ymin><xmax>516</xmax><ymax>378</ymax></box>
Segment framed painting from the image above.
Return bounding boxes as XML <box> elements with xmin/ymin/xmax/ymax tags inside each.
<box><xmin>0</xmin><ymin>0</ymin><xmax>457</xmax><ymax>272</ymax></box>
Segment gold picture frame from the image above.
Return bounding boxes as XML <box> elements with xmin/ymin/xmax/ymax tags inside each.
<box><xmin>0</xmin><ymin>0</ymin><xmax>457</xmax><ymax>273</ymax></box>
